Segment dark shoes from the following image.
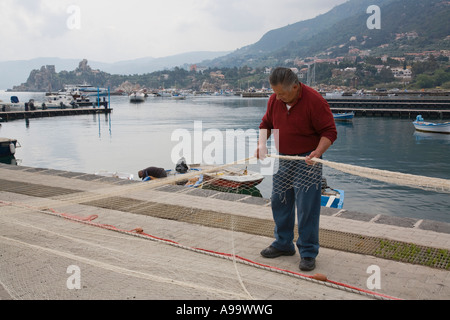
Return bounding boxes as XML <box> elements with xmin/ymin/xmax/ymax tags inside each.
<box><xmin>299</xmin><ymin>257</ymin><xmax>316</xmax><ymax>271</ymax></box>
<box><xmin>260</xmin><ymin>246</ymin><xmax>316</xmax><ymax>271</ymax></box>
<box><xmin>260</xmin><ymin>246</ymin><xmax>296</xmax><ymax>258</ymax></box>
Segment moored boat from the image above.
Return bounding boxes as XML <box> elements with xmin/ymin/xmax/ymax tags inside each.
<box><xmin>321</xmin><ymin>188</ymin><xmax>344</xmax><ymax>209</ymax></box>
<box><xmin>41</xmin><ymin>94</ymin><xmax>74</xmax><ymax>109</ymax></box>
<box><xmin>320</xmin><ymin>177</ymin><xmax>344</xmax><ymax>209</ymax></box>
<box><xmin>413</xmin><ymin>115</ymin><xmax>450</xmax><ymax>134</ymax></box>
<box><xmin>202</xmin><ymin>168</ymin><xmax>264</xmax><ymax>189</ymax></box>
<box><xmin>333</xmin><ymin>112</ymin><xmax>354</xmax><ymax>121</ymax></box>
<box><xmin>0</xmin><ymin>138</ymin><xmax>20</xmax><ymax>157</ymax></box>
<box><xmin>129</xmin><ymin>91</ymin><xmax>146</xmax><ymax>103</ymax></box>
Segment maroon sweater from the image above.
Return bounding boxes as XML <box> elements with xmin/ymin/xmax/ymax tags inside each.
<box><xmin>259</xmin><ymin>84</ymin><xmax>337</xmax><ymax>155</ymax></box>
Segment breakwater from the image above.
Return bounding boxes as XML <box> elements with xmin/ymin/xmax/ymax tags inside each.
<box><xmin>0</xmin><ymin>107</ymin><xmax>112</xmax><ymax>122</ymax></box>
<box><xmin>326</xmin><ymin>97</ymin><xmax>450</xmax><ymax>119</ymax></box>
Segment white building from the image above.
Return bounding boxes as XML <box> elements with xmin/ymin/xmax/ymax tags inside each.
<box><xmin>391</xmin><ymin>67</ymin><xmax>412</xmax><ymax>80</ymax></box>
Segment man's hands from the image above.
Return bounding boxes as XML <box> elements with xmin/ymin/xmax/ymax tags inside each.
<box><xmin>306</xmin><ymin>137</ymin><xmax>332</xmax><ymax>165</ymax></box>
<box><xmin>254</xmin><ymin>144</ymin><xmax>268</xmax><ymax>160</ymax></box>
<box><xmin>305</xmin><ymin>150</ymin><xmax>321</xmax><ymax>165</ymax></box>
<box><xmin>255</xmin><ymin>132</ymin><xmax>331</xmax><ymax>165</ymax></box>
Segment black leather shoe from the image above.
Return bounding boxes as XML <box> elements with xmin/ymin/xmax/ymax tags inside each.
<box><xmin>299</xmin><ymin>257</ymin><xmax>316</xmax><ymax>271</ymax></box>
<box><xmin>260</xmin><ymin>246</ymin><xmax>296</xmax><ymax>258</ymax></box>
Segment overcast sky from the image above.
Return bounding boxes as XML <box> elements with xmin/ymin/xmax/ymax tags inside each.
<box><xmin>0</xmin><ymin>0</ymin><xmax>348</xmax><ymax>63</ymax></box>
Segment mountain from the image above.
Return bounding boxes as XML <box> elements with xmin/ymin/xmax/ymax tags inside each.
<box><xmin>88</xmin><ymin>51</ymin><xmax>230</xmax><ymax>75</ymax></box>
<box><xmin>0</xmin><ymin>57</ymin><xmax>81</xmax><ymax>91</ymax></box>
<box><xmin>0</xmin><ymin>51</ymin><xmax>229</xmax><ymax>90</ymax></box>
<box><xmin>206</xmin><ymin>0</ymin><xmax>450</xmax><ymax>68</ymax></box>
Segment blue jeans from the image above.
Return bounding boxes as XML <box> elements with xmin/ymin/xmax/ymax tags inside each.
<box><xmin>270</xmin><ymin>152</ymin><xmax>322</xmax><ymax>258</ymax></box>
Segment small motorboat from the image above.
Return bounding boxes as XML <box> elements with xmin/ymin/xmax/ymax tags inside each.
<box><xmin>321</xmin><ymin>188</ymin><xmax>344</xmax><ymax>209</ymax></box>
<box><xmin>202</xmin><ymin>168</ymin><xmax>264</xmax><ymax>189</ymax></box>
<box><xmin>413</xmin><ymin>115</ymin><xmax>450</xmax><ymax>134</ymax></box>
<box><xmin>129</xmin><ymin>91</ymin><xmax>146</xmax><ymax>103</ymax></box>
<box><xmin>333</xmin><ymin>112</ymin><xmax>354</xmax><ymax>121</ymax></box>
<box><xmin>0</xmin><ymin>138</ymin><xmax>20</xmax><ymax>157</ymax></box>
<box><xmin>41</xmin><ymin>94</ymin><xmax>74</xmax><ymax>109</ymax></box>
<box><xmin>171</xmin><ymin>93</ymin><xmax>186</xmax><ymax>100</ymax></box>
<box><xmin>320</xmin><ymin>178</ymin><xmax>344</xmax><ymax>209</ymax></box>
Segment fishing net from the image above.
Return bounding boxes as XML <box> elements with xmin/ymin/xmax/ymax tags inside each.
<box><xmin>0</xmin><ymin>152</ymin><xmax>449</xmax><ymax>301</ymax></box>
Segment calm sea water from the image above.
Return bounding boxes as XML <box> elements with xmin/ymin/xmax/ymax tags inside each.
<box><xmin>1</xmin><ymin>91</ymin><xmax>449</xmax><ymax>223</ymax></box>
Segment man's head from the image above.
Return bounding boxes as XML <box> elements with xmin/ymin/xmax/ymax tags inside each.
<box><xmin>269</xmin><ymin>67</ymin><xmax>300</xmax><ymax>105</ymax></box>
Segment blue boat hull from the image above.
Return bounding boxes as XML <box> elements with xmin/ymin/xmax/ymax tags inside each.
<box><xmin>333</xmin><ymin>112</ymin><xmax>354</xmax><ymax>121</ymax></box>
<box><xmin>321</xmin><ymin>189</ymin><xmax>344</xmax><ymax>209</ymax></box>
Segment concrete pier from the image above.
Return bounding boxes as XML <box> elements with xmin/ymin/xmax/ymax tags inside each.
<box><xmin>0</xmin><ymin>107</ymin><xmax>112</xmax><ymax>122</ymax></box>
<box><xmin>0</xmin><ymin>163</ymin><xmax>449</xmax><ymax>301</ymax></box>
<box><xmin>326</xmin><ymin>98</ymin><xmax>450</xmax><ymax>119</ymax></box>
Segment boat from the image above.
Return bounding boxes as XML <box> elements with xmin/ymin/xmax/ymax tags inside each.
<box><xmin>321</xmin><ymin>178</ymin><xmax>344</xmax><ymax>209</ymax></box>
<box><xmin>1</xmin><ymin>96</ymin><xmax>26</xmax><ymax>111</ymax></box>
<box><xmin>63</xmin><ymin>84</ymin><xmax>109</xmax><ymax>98</ymax></box>
<box><xmin>171</xmin><ymin>93</ymin><xmax>186</xmax><ymax>100</ymax></box>
<box><xmin>129</xmin><ymin>91</ymin><xmax>146</xmax><ymax>103</ymax></box>
<box><xmin>72</xmin><ymin>95</ymin><xmax>93</xmax><ymax>107</ymax></box>
<box><xmin>321</xmin><ymin>188</ymin><xmax>344</xmax><ymax>209</ymax></box>
<box><xmin>72</xmin><ymin>84</ymin><xmax>109</xmax><ymax>97</ymax></box>
<box><xmin>41</xmin><ymin>94</ymin><xmax>74</xmax><ymax>109</ymax></box>
<box><xmin>412</xmin><ymin>115</ymin><xmax>450</xmax><ymax>134</ymax></box>
<box><xmin>202</xmin><ymin>168</ymin><xmax>264</xmax><ymax>189</ymax></box>
<box><xmin>0</xmin><ymin>138</ymin><xmax>20</xmax><ymax>157</ymax></box>
<box><xmin>333</xmin><ymin>112</ymin><xmax>354</xmax><ymax>121</ymax></box>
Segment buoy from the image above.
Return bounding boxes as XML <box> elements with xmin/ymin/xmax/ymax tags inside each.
<box><xmin>9</xmin><ymin>143</ymin><xmax>15</xmax><ymax>155</ymax></box>
<box><xmin>312</xmin><ymin>273</ymin><xmax>328</xmax><ymax>281</ymax></box>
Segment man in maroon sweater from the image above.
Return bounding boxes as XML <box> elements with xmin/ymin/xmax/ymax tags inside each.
<box><xmin>256</xmin><ymin>67</ymin><xmax>337</xmax><ymax>271</ymax></box>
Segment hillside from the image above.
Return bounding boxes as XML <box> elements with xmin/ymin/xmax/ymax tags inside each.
<box><xmin>207</xmin><ymin>0</ymin><xmax>450</xmax><ymax>68</ymax></box>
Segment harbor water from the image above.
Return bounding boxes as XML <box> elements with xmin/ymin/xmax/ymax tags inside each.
<box><xmin>1</xmin><ymin>91</ymin><xmax>449</xmax><ymax>223</ymax></box>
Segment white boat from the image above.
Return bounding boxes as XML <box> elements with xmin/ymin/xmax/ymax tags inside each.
<box><xmin>74</xmin><ymin>84</ymin><xmax>109</xmax><ymax>97</ymax></box>
<box><xmin>129</xmin><ymin>91</ymin><xmax>146</xmax><ymax>103</ymax></box>
<box><xmin>41</xmin><ymin>94</ymin><xmax>74</xmax><ymax>109</ymax></box>
<box><xmin>203</xmin><ymin>168</ymin><xmax>264</xmax><ymax>189</ymax></box>
<box><xmin>0</xmin><ymin>97</ymin><xmax>23</xmax><ymax>111</ymax></box>
<box><xmin>0</xmin><ymin>96</ymin><xmax>44</xmax><ymax>111</ymax></box>
<box><xmin>413</xmin><ymin>115</ymin><xmax>450</xmax><ymax>134</ymax></box>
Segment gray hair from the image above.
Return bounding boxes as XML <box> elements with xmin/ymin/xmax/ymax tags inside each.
<box><xmin>269</xmin><ymin>67</ymin><xmax>299</xmax><ymax>87</ymax></box>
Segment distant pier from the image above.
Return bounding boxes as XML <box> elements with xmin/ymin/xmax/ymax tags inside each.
<box><xmin>0</xmin><ymin>107</ymin><xmax>112</xmax><ymax>122</ymax></box>
<box><xmin>326</xmin><ymin>97</ymin><xmax>450</xmax><ymax>119</ymax></box>
<box><xmin>240</xmin><ymin>92</ymin><xmax>270</xmax><ymax>98</ymax></box>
